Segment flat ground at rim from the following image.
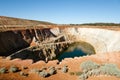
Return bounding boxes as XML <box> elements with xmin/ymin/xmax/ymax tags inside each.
<box><xmin>0</xmin><ymin>52</ymin><xmax>120</xmax><ymax>80</ymax></box>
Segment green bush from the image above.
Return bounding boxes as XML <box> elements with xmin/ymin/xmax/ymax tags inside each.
<box><xmin>0</xmin><ymin>67</ymin><xmax>7</xmax><ymax>74</ymax></box>
<box><xmin>79</xmin><ymin>61</ymin><xmax>120</xmax><ymax>80</ymax></box>
<box><xmin>9</xmin><ymin>66</ymin><xmax>19</xmax><ymax>73</ymax></box>
<box><xmin>99</xmin><ymin>63</ymin><xmax>120</xmax><ymax>77</ymax></box>
<box><xmin>39</xmin><ymin>70</ymin><xmax>49</xmax><ymax>78</ymax></box>
<box><xmin>80</xmin><ymin>60</ymin><xmax>99</xmax><ymax>71</ymax></box>
<box><xmin>116</xmin><ymin>72</ymin><xmax>120</xmax><ymax>78</ymax></box>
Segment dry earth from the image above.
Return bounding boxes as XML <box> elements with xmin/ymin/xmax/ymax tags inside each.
<box><xmin>0</xmin><ymin>52</ymin><xmax>120</xmax><ymax>80</ymax></box>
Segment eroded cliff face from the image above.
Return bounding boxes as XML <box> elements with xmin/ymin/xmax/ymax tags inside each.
<box><xmin>62</xmin><ymin>27</ymin><xmax>120</xmax><ymax>53</ymax></box>
<box><xmin>1</xmin><ymin>26</ymin><xmax>120</xmax><ymax>57</ymax></box>
<box><xmin>0</xmin><ymin>28</ymin><xmax>57</xmax><ymax>56</ymax></box>
<box><xmin>0</xmin><ymin>30</ymin><xmax>32</xmax><ymax>56</ymax></box>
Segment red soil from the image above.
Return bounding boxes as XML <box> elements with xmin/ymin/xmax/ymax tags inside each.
<box><xmin>0</xmin><ymin>52</ymin><xmax>120</xmax><ymax>80</ymax></box>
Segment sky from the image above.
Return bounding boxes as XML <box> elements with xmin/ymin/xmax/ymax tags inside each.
<box><xmin>0</xmin><ymin>0</ymin><xmax>120</xmax><ymax>24</ymax></box>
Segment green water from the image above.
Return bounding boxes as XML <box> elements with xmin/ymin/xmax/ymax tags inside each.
<box><xmin>58</xmin><ymin>42</ymin><xmax>95</xmax><ymax>61</ymax></box>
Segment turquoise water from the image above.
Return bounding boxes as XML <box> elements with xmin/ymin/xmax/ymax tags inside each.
<box><xmin>58</xmin><ymin>46</ymin><xmax>87</xmax><ymax>61</ymax></box>
<box><xmin>58</xmin><ymin>42</ymin><xmax>96</xmax><ymax>61</ymax></box>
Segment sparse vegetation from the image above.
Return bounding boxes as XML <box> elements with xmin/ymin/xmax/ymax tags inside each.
<box><xmin>75</xmin><ymin>72</ymin><xmax>82</xmax><ymax>76</ymax></box>
<box><xmin>79</xmin><ymin>61</ymin><xmax>120</xmax><ymax>80</ymax></box>
<box><xmin>80</xmin><ymin>60</ymin><xmax>99</xmax><ymax>71</ymax></box>
<box><xmin>48</xmin><ymin>66</ymin><xmax>56</xmax><ymax>75</ymax></box>
<box><xmin>19</xmin><ymin>71</ymin><xmax>28</xmax><ymax>77</ymax></box>
<box><xmin>69</xmin><ymin>72</ymin><xmax>75</xmax><ymax>75</ymax></box>
<box><xmin>69</xmin><ymin>23</ymin><xmax>120</xmax><ymax>26</ymax></box>
<box><xmin>81</xmin><ymin>23</ymin><xmax>120</xmax><ymax>26</ymax></box>
<box><xmin>0</xmin><ymin>67</ymin><xmax>7</xmax><ymax>74</ymax></box>
<box><xmin>30</xmin><ymin>68</ymin><xmax>40</xmax><ymax>74</ymax></box>
<box><xmin>9</xmin><ymin>65</ymin><xmax>19</xmax><ymax>73</ymax></box>
<box><xmin>80</xmin><ymin>74</ymin><xmax>88</xmax><ymax>80</ymax></box>
<box><xmin>29</xmin><ymin>66</ymin><xmax>57</xmax><ymax>78</ymax></box>
<box><xmin>39</xmin><ymin>70</ymin><xmax>49</xmax><ymax>78</ymax></box>
<box><xmin>99</xmin><ymin>63</ymin><xmax>120</xmax><ymax>77</ymax></box>
<box><xmin>69</xmin><ymin>72</ymin><xmax>82</xmax><ymax>76</ymax></box>
<box><xmin>61</xmin><ymin>66</ymin><xmax>68</xmax><ymax>73</ymax></box>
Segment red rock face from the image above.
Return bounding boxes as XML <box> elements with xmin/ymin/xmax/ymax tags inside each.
<box><xmin>0</xmin><ymin>29</ymin><xmax>34</xmax><ymax>56</ymax></box>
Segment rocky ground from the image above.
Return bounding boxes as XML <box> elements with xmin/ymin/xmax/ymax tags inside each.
<box><xmin>0</xmin><ymin>52</ymin><xmax>120</xmax><ymax>80</ymax></box>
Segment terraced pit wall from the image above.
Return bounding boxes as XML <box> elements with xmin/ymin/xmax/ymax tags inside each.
<box><xmin>1</xmin><ymin>26</ymin><xmax>120</xmax><ymax>57</ymax></box>
<box><xmin>0</xmin><ymin>28</ymin><xmax>55</xmax><ymax>56</ymax></box>
<box><xmin>59</xmin><ymin>27</ymin><xmax>120</xmax><ymax>53</ymax></box>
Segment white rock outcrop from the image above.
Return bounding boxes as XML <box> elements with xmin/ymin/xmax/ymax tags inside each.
<box><xmin>62</xmin><ymin>28</ymin><xmax>120</xmax><ymax>53</ymax></box>
<box><xmin>50</xmin><ymin>28</ymin><xmax>60</xmax><ymax>36</ymax></box>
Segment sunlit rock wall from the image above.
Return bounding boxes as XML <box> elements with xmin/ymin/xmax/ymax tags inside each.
<box><xmin>63</xmin><ymin>27</ymin><xmax>120</xmax><ymax>53</ymax></box>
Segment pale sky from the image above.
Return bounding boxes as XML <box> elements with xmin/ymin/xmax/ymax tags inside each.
<box><xmin>0</xmin><ymin>0</ymin><xmax>120</xmax><ymax>24</ymax></box>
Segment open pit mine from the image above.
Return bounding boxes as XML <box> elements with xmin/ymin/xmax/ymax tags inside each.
<box><xmin>0</xmin><ymin>16</ymin><xmax>120</xmax><ymax>80</ymax></box>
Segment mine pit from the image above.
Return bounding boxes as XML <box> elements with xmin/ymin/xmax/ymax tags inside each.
<box><xmin>1</xmin><ymin>16</ymin><xmax>120</xmax><ymax>80</ymax></box>
<box><xmin>0</xmin><ymin>25</ymin><xmax>98</xmax><ymax>63</ymax></box>
<box><xmin>1</xmin><ymin>25</ymin><xmax>120</xmax><ymax>63</ymax></box>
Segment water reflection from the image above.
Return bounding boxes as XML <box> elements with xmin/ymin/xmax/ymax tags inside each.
<box><xmin>58</xmin><ymin>42</ymin><xmax>95</xmax><ymax>61</ymax></box>
<box><xmin>58</xmin><ymin>48</ymin><xmax>86</xmax><ymax>61</ymax></box>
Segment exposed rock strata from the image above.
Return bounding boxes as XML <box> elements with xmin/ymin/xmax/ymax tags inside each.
<box><xmin>0</xmin><ymin>28</ymin><xmax>55</xmax><ymax>56</ymax></box>
<box><xmin>0</xmin><ymin>27</ymin><xmax>120</xmax><ymax>59</ymax></box>
<box><xmin>62</xmin><ymin>28</ymin><xmax>120</xmax><ymax>53</ymax></box>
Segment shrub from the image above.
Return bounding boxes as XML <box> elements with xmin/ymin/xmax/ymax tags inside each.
<box><xmin>99</xmin><ymin>63</ymin><xmax>120</xmax><ymax>77</ymax></box>
<box><xmin>69</xmin><ymin>72</ymin><xmax>75</xmax><ymax>75</ymax></box>
<box><xmin>69</xmin><ymin>72</ymin><xmax>82</xmax><ymax>76</ymax></box>
<box><xmin>116</xmin><ymin>72</ymin><xmax>120</xmax><ymax>78</ymax></box>
<box><xmin>80</xmin><ymin>60</ymin><xmax>99</xmax><ymax>71</ymax></box>
<box><xmin>86</xmin><ymin>71</ymin><xmax>92</xmax><ymax>77</ymax></box>
<box><xmin>61</xmin><ymin>66</ymin><xmax>68</xmax><ymax>73</ymax></box>
<box><xmin>79</xmin><ymin>74</ymin><xmax>88</xmax><ymax>80</ymax></box>
<box><xmin>30</xmin><ymin>68</ymin><xmax>40</xmax><ymax>74</ymax></box>
<box><xmin>39</xmin><ymin>70</ymin><xmax>49</xmax><ymax>78</ymax></box>
<box><xmin>9</xmin><ymin>66</ymin><xmax>19</xmax><ymax>73</ymax></box>
<box><xmin>83</xmin><ymin>69</ymin><xmax>88</xmax><ymax>73</ymax></box>
<box><xmin>79</xmin><ymin>62</ymin><xmax>120</xmax><ymax>79</ymax></box>
<box><xmin>90</xmin><ymin>69</ymin><xmax>100</xmax><ymax>76</ymax></box>
<box><xmin>0</xmin><ymin>67</ymin><xmax>7</xmax><ymax>74</ymax></box>
<box><xmin>49</xmin><ymin>67</ymin><xmax>56</xmax><ymax>75</ymax></box>
<box><xmin>75</xmin><ymin>72</ymin><xmax>82</xmax><ymax>76</ymax></box>
<box><xmin>48</xmin><ymin>66</ymin><xmax>55</xmax><ymax>70</ymax></box>
<box><xmin>19</xmin><ymin>71</ymin><xmax>28</xmax><ymax>77</ymax></box>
